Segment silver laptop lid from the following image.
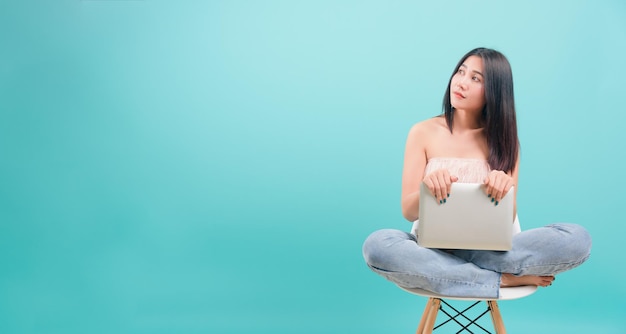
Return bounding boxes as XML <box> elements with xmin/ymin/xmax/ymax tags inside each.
<box><xmin>417</xmin><ymin>182</ymin><xmax>515</xmax><ymax>251</ymax></box>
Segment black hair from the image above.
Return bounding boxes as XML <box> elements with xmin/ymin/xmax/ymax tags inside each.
<box><xmin>442</xmin><ymin>47</ymin><xmax>519</xmax><ymax>173</ymax></box>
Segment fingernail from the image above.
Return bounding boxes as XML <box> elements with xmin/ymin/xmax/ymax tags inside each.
<box><xmin>488</xmin><ymin>194</ymin><xmax>491</xmax><ymax>198</ymax></box>
<box><xmin>443</xmin><ymin>198</ymin><xmax>447</xmax><ymax>204</ymax></box>
<box><xmin>447</xmin><ymin>193</ymin><xmax>450</xmax><ymax>198</ymax></box>
<box><xmin>491</xmin><ymin>198</ymin><xmax>495</xmax><ymax>202</ymax></box>
<box><xmin>495</xmin><ymin>201</ymin><xmax>499</xmax><ymax>206</ymax></box>
<box><xmin>439</xmin><ymin>200</ymin><xmax>443</xmax><ymax>204</ymax></box>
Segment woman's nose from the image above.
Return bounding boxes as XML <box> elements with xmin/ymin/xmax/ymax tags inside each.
<box><xmin>457</xmin><ymin>75</ymin><xmax>469</xmax><ymax>89</ymax></box>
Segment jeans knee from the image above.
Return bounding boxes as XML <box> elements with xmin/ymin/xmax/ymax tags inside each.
<box><xmin>362</xmin><ymin>229</ymin><xmax>411</xmax><ymax>269</ymax></box>
<box><xmin>362</xmin><ymin>230</ymin><xmax>388</xmax><ymax>267</ymax></box>
<box><xmin>550</xmin><ymin>223</ymin><xmax>592</xmax><ymax>261</ymax></box>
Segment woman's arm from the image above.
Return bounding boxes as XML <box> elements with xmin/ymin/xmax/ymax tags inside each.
<box><xmin>401</xmin><ymin>120</ymin><xmax>459</xmax><ymax>222</ymax></box>
<box><xmin>401</xmin><ymin>124</ymin><xmax>427</xmax><ymax>222</ymax></box>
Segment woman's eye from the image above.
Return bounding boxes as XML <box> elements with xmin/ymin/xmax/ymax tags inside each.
<box><xmin>472</xmin><ymin>76</ymin><xmax>481</xmax><ymax>82</ymax></box>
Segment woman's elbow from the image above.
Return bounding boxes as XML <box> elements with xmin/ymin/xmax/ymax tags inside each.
<box><xmin>401</xmin><ymin>193</ymin><xmax>420</xmax><ymax>222</ymax></box>
<box><xmin>401</xmin><ymin>206</ymin><xmax>418</xmax><ymax>222</ymax></box>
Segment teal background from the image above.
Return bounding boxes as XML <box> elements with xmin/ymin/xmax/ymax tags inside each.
<box><xmin>1</xmin><ymin>1</ymin><xmax>625</xmax><ymax>333</ymax></box>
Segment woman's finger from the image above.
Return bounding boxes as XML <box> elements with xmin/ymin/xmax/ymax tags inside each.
<box><xmin>424</xmin><ymin>174</ymin><xmax>442</xmax><ymax>202</ymax></box>
<box><xmin>485</xmin><ymin>175</ymin><xmax>495</xmax><ymax>200</ymax></box>
<box><xmin>438</xmin><ymin>170</ymin><xmax>452</xmax><ymax>204</ymax></box>
<box><xmin>501</xmin><ymin>178</ymin><xmax>515</xmax><ymax>200</ymax></box>
<box><xmin>493</xmin><ymin>171</ymin><xmax>513</xmax><ymax>204</ymax></box>
<box><xmin>493</xmin><ymin>182</ymin><xmax>504</xmax><ymax>204</ymax></box>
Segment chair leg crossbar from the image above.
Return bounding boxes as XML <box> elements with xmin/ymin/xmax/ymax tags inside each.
<box><xmin>435</xmin><ymin>300</ymin><xmax>493</xmax><ymax>333</ymax></box>
<box><xmin>416</xmin><ymin>298</ymin><xmax>507</xmax><ymax>334</ymax></box>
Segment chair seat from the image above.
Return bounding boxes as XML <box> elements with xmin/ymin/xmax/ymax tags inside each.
<box><xmin>398</xmin><ymin>285</ymin><xmax>538</xmax><ymax>301</ymax></box>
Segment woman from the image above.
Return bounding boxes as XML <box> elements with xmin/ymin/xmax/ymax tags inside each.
<box><xmin>362</xmin><ymin>48</ymin><xmax>591</xmax><ymax>298</ymax></box>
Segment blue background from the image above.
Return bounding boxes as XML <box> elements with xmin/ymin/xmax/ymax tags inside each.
<box><xmin>1</xmin><ymin>1</ymin><xmax>625</xmax><ymax>333</ymax></box>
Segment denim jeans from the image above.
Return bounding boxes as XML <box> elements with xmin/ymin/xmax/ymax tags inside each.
<box><xmin>362</xmin><ymin>223</ymin><xmax>591</xmax><ymax>298</ymax></box>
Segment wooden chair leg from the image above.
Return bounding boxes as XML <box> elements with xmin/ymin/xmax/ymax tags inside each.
<box><xmin>487</xmin><ymin>300</ymin><xmax>507</xmax><ymax>334</ymax></box>
<box><xmin>417</xmin><ymin>298</ymin><xmax>440</xmax><ymax>334</ymax></box>
<box><xmin>416</xmin><ymin>298</ymin><xmax>433</xmax><ymax>334</ymax></box>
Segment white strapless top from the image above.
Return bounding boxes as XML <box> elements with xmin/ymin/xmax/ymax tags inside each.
<box><xmin>424</xmin><ymin>157</ymin><xmax>491</xmax><ymax>183</ymax></box>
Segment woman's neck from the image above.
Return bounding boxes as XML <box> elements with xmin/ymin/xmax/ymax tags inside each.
<box><xmin>452</xmin><ymin>109</ymin><xmax>482</xmax><ymax>132</ymax></box>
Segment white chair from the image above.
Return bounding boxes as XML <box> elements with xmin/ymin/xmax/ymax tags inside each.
<box><xmin>399</xmin><ymin>285</ymin><xmax>537</xmax><ymax>334</ymax></box>
<box><xmin>402</xmin><ymin>220</ymin><xmax>537</xmax><ymax>334</ymax></box>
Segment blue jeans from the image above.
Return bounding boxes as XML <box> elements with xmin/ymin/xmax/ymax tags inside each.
<box><xmin>362</xmin><ymin>223</ymin><xmax>591</xmax><ymax>298</ymax></box>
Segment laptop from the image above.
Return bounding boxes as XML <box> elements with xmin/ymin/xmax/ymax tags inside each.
<box><xmin>417</xmin><ymin>182</ymin><xmax>515</xmax><ymax>251</ymax></box>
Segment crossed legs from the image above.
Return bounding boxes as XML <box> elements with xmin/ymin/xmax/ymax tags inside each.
<box><xmin>363</xmin><ymin>223</ymin><xmax>591</xmax><ymax>298</ymax></box>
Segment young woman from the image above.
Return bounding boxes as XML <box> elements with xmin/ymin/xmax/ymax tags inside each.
<box><xmin>362</xmin><ymin>48</ymin><xmax>591</xmax><ymax>298</ymax></box>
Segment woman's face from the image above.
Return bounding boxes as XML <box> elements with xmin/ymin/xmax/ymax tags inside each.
<box><xmin>450</xmin><ymin>55</ymin><xmax>485</xmax><ymax>112</ymax></box>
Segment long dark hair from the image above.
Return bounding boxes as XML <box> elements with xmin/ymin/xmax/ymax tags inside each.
<box><xmin>442</xmin><ymin>47</ymin><xmax>519</xmax><ymax>173</ymax></box>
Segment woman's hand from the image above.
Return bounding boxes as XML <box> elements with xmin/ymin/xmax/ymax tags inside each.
<box><xmin>484</xmin><ymin>170</ymin><xmax>515</xmax><ymax>205</ymax></box>
<box><xmin>422</xmin><ymin>169</ymin><xmax>458</xmax><ymax>204</ymax></box>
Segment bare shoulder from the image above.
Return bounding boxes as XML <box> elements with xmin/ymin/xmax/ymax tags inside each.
<box><xmin>407</xmin><ymin>116</ymin><xmax>447</xmax><ymax>141</ymax></box>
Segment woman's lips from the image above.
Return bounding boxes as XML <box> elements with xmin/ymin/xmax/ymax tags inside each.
<box><xmin>453</xmin><ymin>92</ymin><xmax>465</xmax><ymax>99</ymax></box>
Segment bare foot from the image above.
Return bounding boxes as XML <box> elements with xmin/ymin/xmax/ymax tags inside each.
<box><xmin>501</xmin><ymin>273</ymin><xmax>554</xmax><ymax>287</ymax></box>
